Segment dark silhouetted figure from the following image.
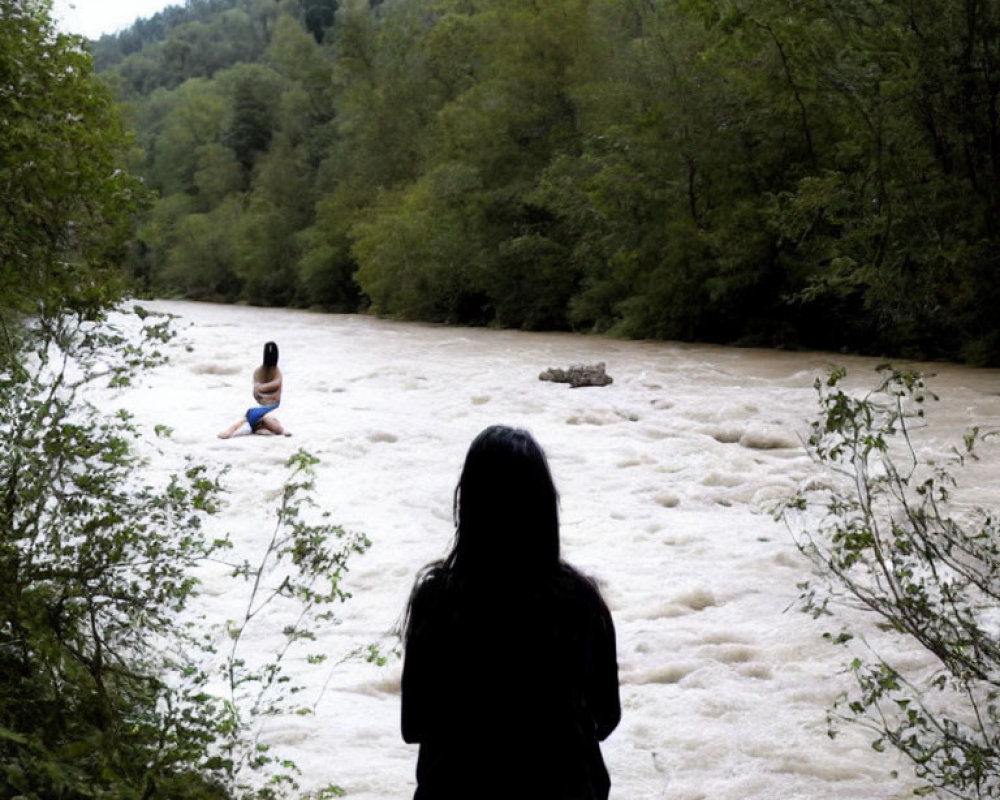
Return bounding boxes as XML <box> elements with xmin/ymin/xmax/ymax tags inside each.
<box><xmin>402</xmin><ymin>426</ymin><xmax>621</xmax><ymax>800</ymax></box>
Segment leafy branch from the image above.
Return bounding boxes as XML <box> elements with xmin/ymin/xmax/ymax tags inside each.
<box><xmin>220</xmin><ymin>448</ymin><xmax>372</xmax><ymax>795</ymax></box>
<box><xmin>780</xmin><ymin>365</ymin><xmax>1000</xmax><ymax>798</ymax></box>
<box><xmin>1</xmin><ymin>305</ymin><xmax>372</xmax><ymax>799</ymax></box>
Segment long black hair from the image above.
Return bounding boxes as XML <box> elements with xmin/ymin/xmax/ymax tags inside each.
<box><xmin>263</xmin><ymin>341</ymin><xmax>278</xmax><ymax>367</ymax></box>
<box><xmin>448</xmin><ymin>425</ymin><xmax>560</xmax><ymax>577</ymax></box>
<box><xmin>404</xmin><ymin>425</ymin><xmax>608</xmax><ymax>652</ymax></box>
<box><xmin>405</xmin><ymin>426</ymin><xmax>564</xmax><ymax>643</ymax></box>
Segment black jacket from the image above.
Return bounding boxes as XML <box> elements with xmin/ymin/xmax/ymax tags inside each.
<box><xmin>402</xmin><ymin>565</ymin><xmax>621</xmax><ymax>800</ymax></box>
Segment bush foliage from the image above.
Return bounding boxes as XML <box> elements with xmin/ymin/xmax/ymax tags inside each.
<box><xmin>2</xmin><ymin>5</ymin><xmax>375</xmax><ymax>796</ymax></box>
<box><xmin>781</xmin><ymin>367</ymin><xmax>1000</xmax><ymax>798</ymax></box>
<box><xmin>0</xmin><ymin>305</ymin><xmax>369</xmax><ymax>798</ymax></box>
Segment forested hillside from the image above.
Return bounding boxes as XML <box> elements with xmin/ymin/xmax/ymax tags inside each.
<box><xmin>96</xmin><ymin>0</ymin><xmax>1000</xmax><ymax>364</ymax></box>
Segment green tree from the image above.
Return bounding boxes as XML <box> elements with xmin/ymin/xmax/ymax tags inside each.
<box><xmin>0</xmin><ymin>0</ymin><xmax>145</xmax><ymax>318</ymax></box>
<box><xmin>222</xmin><ymin>64</ymin><xmax>282</xmax><ymax>173</ymax></box>
<box><xmin>326</xmin><ymin>0</ymin><xmax>432</xmax><ymax>191</ymax></box>
<box><xmin>353</xmin><ymin>163</ymin><xmax>489</xmax><ymax>321</ymax></box>
<box><xmin>144</xmin><ymin>78</ymin><xmax>232</xmax><ymax>197</ymax></box>
<box><xmin>194</xmin><ymin>142</ymin><xmax>245</xmax><ymax>206</ymax></box>
<box><xmin>757</xmin><ymin>0</ymin><xmax>1000</xmax><ymax>361</ymax></box>
<box><xmin>161</xmin><ymin>197</ymin><xmax>244</xmax><ymax>299</ymax></box>
<box><xmin>134</xmin><ymin>191</ymin><xmax>203</xmax><ymax>293</ymax></box>
<box><xmin>300</xmin><ymin>0</ymin><xmax>338</xmax><ymax>42</ymax></box>
<box><xmin>295</xmin><ymin>184</ymin><xmax>367</xmax><ymax>310</ymax></box>
<box><xmin>347</xmin><ymin>0</ymin><xmax>592</xmax><ymax>327</ymax></box>
<box><xmin>2</xmin><ymin>6</ymin><xmax>371</xmax><ymax>794</ymax></box>
<box><xmin>230</xmin><ymin>136</ymin><xmax>313</xmax><ymax>305</ymax></box>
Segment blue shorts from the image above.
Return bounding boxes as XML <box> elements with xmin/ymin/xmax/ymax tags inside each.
<box><xmin>246</xmin><ymin>403</ymin><xmax>279</xmax><ymax>431</ymax></box>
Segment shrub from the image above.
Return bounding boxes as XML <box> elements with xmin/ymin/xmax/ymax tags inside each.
<box><xmin>780</xmin><ymin>366</ymin><xmax>1000</xmax><ymax>798</ymax></box>
<box><xmin>0</xmin><ymin>304</ymin><xmax>368</xmax><ymax>799</ymax></box>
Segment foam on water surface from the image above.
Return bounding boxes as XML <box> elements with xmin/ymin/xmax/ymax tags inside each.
<box><xmin>93</xmin><ymin>300</ymin><xmax>1000</xmax><ymax>800</ymax></box>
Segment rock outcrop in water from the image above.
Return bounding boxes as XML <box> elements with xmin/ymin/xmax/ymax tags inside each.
<box><xmin>539</xmin><ymin>362</ymin><xmax>613</xmax><ymax>388</ymax></box>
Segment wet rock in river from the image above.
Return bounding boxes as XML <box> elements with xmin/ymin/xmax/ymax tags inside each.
<box><xmin>539</xmin><ymin>362</ymin><xmax>613</xmax><ymax>388</ymax></box>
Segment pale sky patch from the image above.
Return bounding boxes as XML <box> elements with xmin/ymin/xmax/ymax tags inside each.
<box><xmin>52</xmin><ymin>0</ymin><xmax>180</xmax><ymax>40</ymax></box>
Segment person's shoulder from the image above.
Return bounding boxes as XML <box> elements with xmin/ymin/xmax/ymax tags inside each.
<box><xmin>556</xmin><ymin>563</ymin><xmax>609</xmax><ymax>608</ymax></box>
<box><xmin>556</xmin><ymin>561</ymin><xmax>598</xmax><ymax>589</ymax></box>
<box><xmin>411</xmin><ymin>563</ymin><xmax>450</xmax><ymax>604</ymax></box>
<box><xmin>405</xmin><ymin>563</ymin><xmax>452</xmax><ymax>639</ymax></box>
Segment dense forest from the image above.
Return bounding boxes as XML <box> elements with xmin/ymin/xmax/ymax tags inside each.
<box><xmin>93</xmin><ymin>0</ymin><xmax>1000</xmax><ymax>364</ymax></box>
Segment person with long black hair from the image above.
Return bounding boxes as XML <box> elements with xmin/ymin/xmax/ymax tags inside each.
<box><xmin>402</xmin><ymin>425</ymin><xmax>620</xmax><ymax>800</ymax></box>
<box><xmin>217</xmin><ymin>341</ymin><xmax>291</xmax><ymax>438</ymax></box>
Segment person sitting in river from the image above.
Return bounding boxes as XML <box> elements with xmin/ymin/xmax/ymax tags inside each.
<box><xmin>217</xmin><ymin>341</ymin><xmax>291</xmax><ymax>438</ymax></box>
<box><xmin>401</xmin><ymin>425</ymin><xmax>620</xmax><ymax>800</ymax></box>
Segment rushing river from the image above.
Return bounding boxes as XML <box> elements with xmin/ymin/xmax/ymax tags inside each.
<box><xmin>104</xmin><ymin>299</ymin><xmax>1000</xmax><ymax>799</ymax></box>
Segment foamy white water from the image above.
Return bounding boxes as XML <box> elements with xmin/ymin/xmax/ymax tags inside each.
<box><xmin>100</xmin><ymin>300</ymin><xmax>1000</xmax><ymax>799</ymax></box>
